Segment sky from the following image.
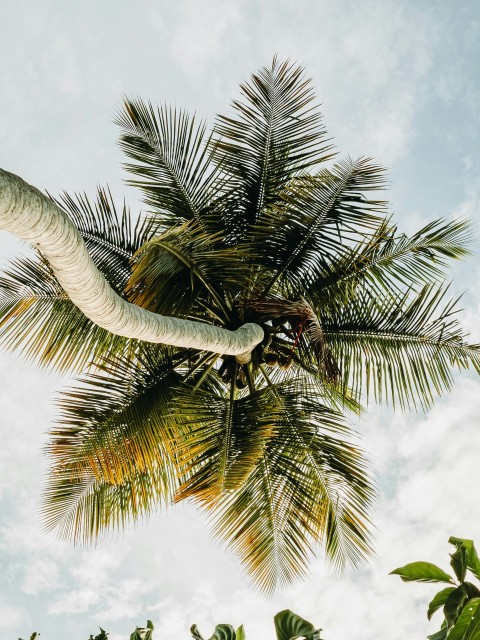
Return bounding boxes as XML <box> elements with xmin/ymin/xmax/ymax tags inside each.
<box><xmin>0</xmin><ymin>1</ymin><xmax>480</xmax><ymax>638</ymax></box>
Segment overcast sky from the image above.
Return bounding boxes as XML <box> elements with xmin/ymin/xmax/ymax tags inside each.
<box><xmin>1</xmin><ymin>1</ymin><xmax>480</xmax><ymax>639</ymax></box>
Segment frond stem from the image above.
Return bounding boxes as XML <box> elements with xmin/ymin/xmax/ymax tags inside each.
<box><xmin>193</xmin><ymin>354</ymin><xmax>220</xmax><ymax>389</ymax></box>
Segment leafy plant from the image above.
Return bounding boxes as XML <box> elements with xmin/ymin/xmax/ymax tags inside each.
<box><xmin>20</xmin><ymin>621</ymin><xmax>154</xmax><ymax>640</ymax></box>
<box><xmin>2</xmin><ymin>57</ymin><xmax>479</xmax><ymax>592</ymax></box>
<box><xmin>391</xmin><ymin>537</ymin><xmax>480</xmax><ymax>639</ymax></box>
<box><xmin>20</xmin><ymin>612</ymin><xmax>323</xmax><ymax>640</ymax></box>
<box><xmin>192</xmin><ymin>609</ymin><xmax>323</xmax><ymax>640</ymax></box>
<box><xmin>90</xmin><ymin>629</ymin><xmax>109</xmax><ymax>640</ymax></box>
<box><xmin>130</xmin><ymin>620</ymin><xmax>154</xmax><ymax>640</ymax></box>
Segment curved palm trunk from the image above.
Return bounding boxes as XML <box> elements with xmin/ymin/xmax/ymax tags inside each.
<box><xmin>0</xmin><ymin>169</ymin><xmax>263</xmax><ymax>362</ymax></box>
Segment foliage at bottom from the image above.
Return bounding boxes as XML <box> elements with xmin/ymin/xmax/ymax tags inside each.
<box><xmin>19</xmin><ymin>610</ymin><xmax>323</xmax><ymax>640</ymax></box>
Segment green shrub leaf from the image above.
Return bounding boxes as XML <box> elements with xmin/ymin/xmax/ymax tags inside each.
<box><xmin>236</xmin><ymin>625</ymin><xmax>246</xmax><ymax>640</ymax></box>
<box><xmin>390</xmin><ymin>562</ymin><xmax>455</xmax><ymax>584</ymax></box>
<box><xmin>212</xmin><ymin>626</ymin><xmax>237</xmax><ymax>640</ymax></box>
<box><xmin>449</xmin><ymin>538</ymin><xmax>480</xmax><ymax>581</ymax></box>
<box><xmin>447</xmin><ymin>597</ymin><xmax>480</xmax><ymax>640</ymax></box>
<box><xmin>444</xmin><ymin>585</ymin><xmax>473</xmax><ymax>628</ymax></box>
<box><xmin>191</xmin><ymin>625</ymin><xmax>205</xmax><ymax>640</ymax></box>
<box><xmin>190</xmin><ymin>624</ymin><xmax>237</xmax><ymax>640</ymax></box>
<box><xmin>130</xmin><ymin>621</ymin><xmax>154</xmax><ymax>640</ymax></box>
<box><xmin>451</xmin><ymin>545</ymin><xmax>468</xmax><ymax>582</ymax></box>
<box><xmin>427</xmin><ymin>587</ymin><xmax>456</xmax><ymax>620</ymax></box>
<box><xmin>427</xmin><ymin>628</ymin><xmax>447</xmax><ymax>640</ymax></box>
<box><xmin>274</xmin><ymin>610</ymin><xmax>321</xmax><ymax>640</ymax></box>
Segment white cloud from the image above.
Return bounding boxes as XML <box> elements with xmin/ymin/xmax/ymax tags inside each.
<box><xmin>0</xmin><ymin>355</ymin><xmax>63</xmax><ymax>558</ymax></box>
<box><xmin>150</xmin><ymin>1</ymin><xmax>244</xmax><ymax>78</ymax></box>
<box><xmin>47</xmin><ymin>545</ymin><xmax>131</xmax><ymax>615</ymax></box>
<box><xmin>22</xmin><ymin>557</ymin><xmax>61</xmax><ymax>595</ymax></box>
<box><xmin>94</xmin><ymin>579</ymin><xmax>154</xmax><ymax>622</ymax></box>
<box><xmin>311</xmin><ymin>1</ymin><xmax>432</xmax><ymax>164</ymax></box>
<box><xmin>0</xmin><ymin>602</ymin><xmax>24</xmax><ymax>632</ymax></box>
<box><xmin>48</xmin><ymin>588</ymin><xmax>101</xmax><ymax>615</ymax></box>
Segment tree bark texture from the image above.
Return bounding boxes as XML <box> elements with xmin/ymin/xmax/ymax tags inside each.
<box><xmin>0</xmin><ymin>169</ymin><xmax>263</xmax><ymax>362</ymax></box>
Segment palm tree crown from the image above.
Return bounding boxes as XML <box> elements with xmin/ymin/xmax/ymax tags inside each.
<box><xmin>0</xmin><ymin>58</ymin><xmax>478</xmax><ymax>593</ymax></box>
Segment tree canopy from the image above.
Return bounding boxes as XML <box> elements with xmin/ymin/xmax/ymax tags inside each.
<box><xmin>0</xmin><ymin>57</ymin><xmax>478</xmax><ymax>593</ymax></box>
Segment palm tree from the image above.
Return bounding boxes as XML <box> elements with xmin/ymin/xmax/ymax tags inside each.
<box><xmin>0</xmin><ymin>58</ymin><xmax>478</xmax><ymax>593</ymax></box>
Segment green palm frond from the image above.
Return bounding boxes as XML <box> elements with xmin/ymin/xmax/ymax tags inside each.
<box><xmin>0</xmin><ymin>189</ymin><xmax>148</xmax><ymax>372</ymax></box>
<box><xmin>254</xmin><ymin>355</ymin><xmax>362</xmax><ymax>416</ymax></box>
<box><xmin>52</xmin><ymin>187</ymin><xmax>152</xmax><ymax>293</ymax></box>
<box><xmin>43</xmin><ymin>466</ymin><xmax>170</xmax><ymax>544</ymax></box>
<box><xmin>306</xmin><ymin>217</ymin><xmax>473</xmax><ymax>307</ymax></box>
<box><xmin>173</xmin><ymin>383</ymin><xmax>280</xmax><ymax>505</ymax></box>
<box><xmin>209</xmin><ymin>383</ymin><xmax>374</xmax><ymax>593</ymax></box>
<box><xmin>115</xmin><ymin>99</ymin><xmax>219</xmax><ymax>228</ymax></box>
<box><xmin>0</xmin><ymin>256</ymin><xmax>129</xmax><ymax>371</ymax></box>
<box><xmin>254</xmin><ymin>157</ymin><xmax>387</xmax><ymax>295</ymax></box>
<box><xmin>304</xmin><ymin>370</ymin><xmax>363</xmax><ymax>416</ymax></box>
<box><xmin>323</xmin><ymin>284</ymin><xmax>480</xmax><ymax>410</ymax></box>
<box><xmin>211</xmin><ymin>57</ymin><xmax>334</xmax><ymax>235</ymax></box>
<box><xmin>42</xmin><ymin>347</ymin><xmax>187</xmax><ymax>541</ymax></box>
<box><xmin>126</xmin><ymin>220</ymin><xmax>250</xmax><ymax>320</ymax></box>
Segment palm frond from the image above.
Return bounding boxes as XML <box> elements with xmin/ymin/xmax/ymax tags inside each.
<box><xmin>209</xmin><ymin>382</ymin><xmax>374</xmax><ymax>593</ymax></box>
<box><xmin>211</xmin><ymin>57</ymin><xmax>334</xmax><ymax>235</ymax></box>
<box><xmin>115</xmin><ymin>99</ymin><xmax>219</xmax><ymax>228</ymax></box>
<box><xmin>43</xmin><ymin>466</ymin><xmax>169</xmax><ymax>544</ymax></box>
<box><xmin>126</xmin><ymin>220</ymin><xmax>250</xmax><ymax>320</ymax></box>
<box><xmin>52</xmin><ymin>187</ymin><xmax>152</xmax><ymax>293</ymax></box>
<box><xmin>173</xmin><ymin>383</ymin><xmax>280</xmax><ymax>505</ymax></box>
<box><xmin>42</xmin><ymin>347</ymin><xmax>186</xmax><ymax>540</ymax></box>
<box><xmin>305</xmin><ymin>217</ymin><xmax>473</xmax><ymax>306</ymax></box>
<box><xmin>0</xmin><ymin>256</ymin><xmax>134</xmax><ymax>372</ymax></box>
<box><xmin>323</xmin><ymin>284</ymin><xmax>480</xmax><ymax>410</ymax></box>
<box><xmin>253</xmin><ymin>157</ymin><xmax>387</xmax><ymax>295</ymax></box>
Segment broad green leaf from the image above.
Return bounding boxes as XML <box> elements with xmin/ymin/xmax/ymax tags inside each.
<box><xmin>274</xmin><ymin>610</ymin><xmax>321</xmax><ymax>640</ymax></box>
<box><xmin>236</xmin><ymin>625</ymin><xmax>246</xmax><ymax>640</ymax></box>
<box><xmin>191</xmin><ymin>625</ymin><xmax>205</xmax><ymax>640</ymax></box>
<box><xmin>390</xmin><ymin>561</ymin><xmax>455</xmax><ymax>584</ymax></box>
<box><xmin>427</xmin><ymin>587</ymin><xmax>456</xmax><ymax>620</ymax></box>
<box><xmin>444</xmin><ymin>585</ymin><xmax>473</xmax><ymax>628</ymax></box>
<box><xmin>190</xmin><ymin>624</ymin><xmax>237</xmax><ymax>640</ymax></box>
<box><xmin>212</xmin><ymin>626</ymin><xmax>237</xmax><ymax>640</ymax></box>
<box><xmin>427</xmin><ymin>628</ymin><xmax>447</xmax><ymax>640</ymax></box>
<box><xmin>447</xmin><ymin>597</ymin><xmax>480</xmax><ymax>640</ymax></box>
<box><xmin>449</xmin><ymin>538</ymin><xmax>480</xmax><ymax>581</ymax></box>
<box><xmin>130</xmin><ymin>620</ymin><xmax>154</xmax><ymax>640</ymax></box>
<box><xmin>451</xmin><ymin>545</ymin><xmax>468</xmax><ymax>583</ymax></box>
<box><xmin>444</xmin><ymin>584</ymin><xmax>480</xmax><ymax>629</ymax></box>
